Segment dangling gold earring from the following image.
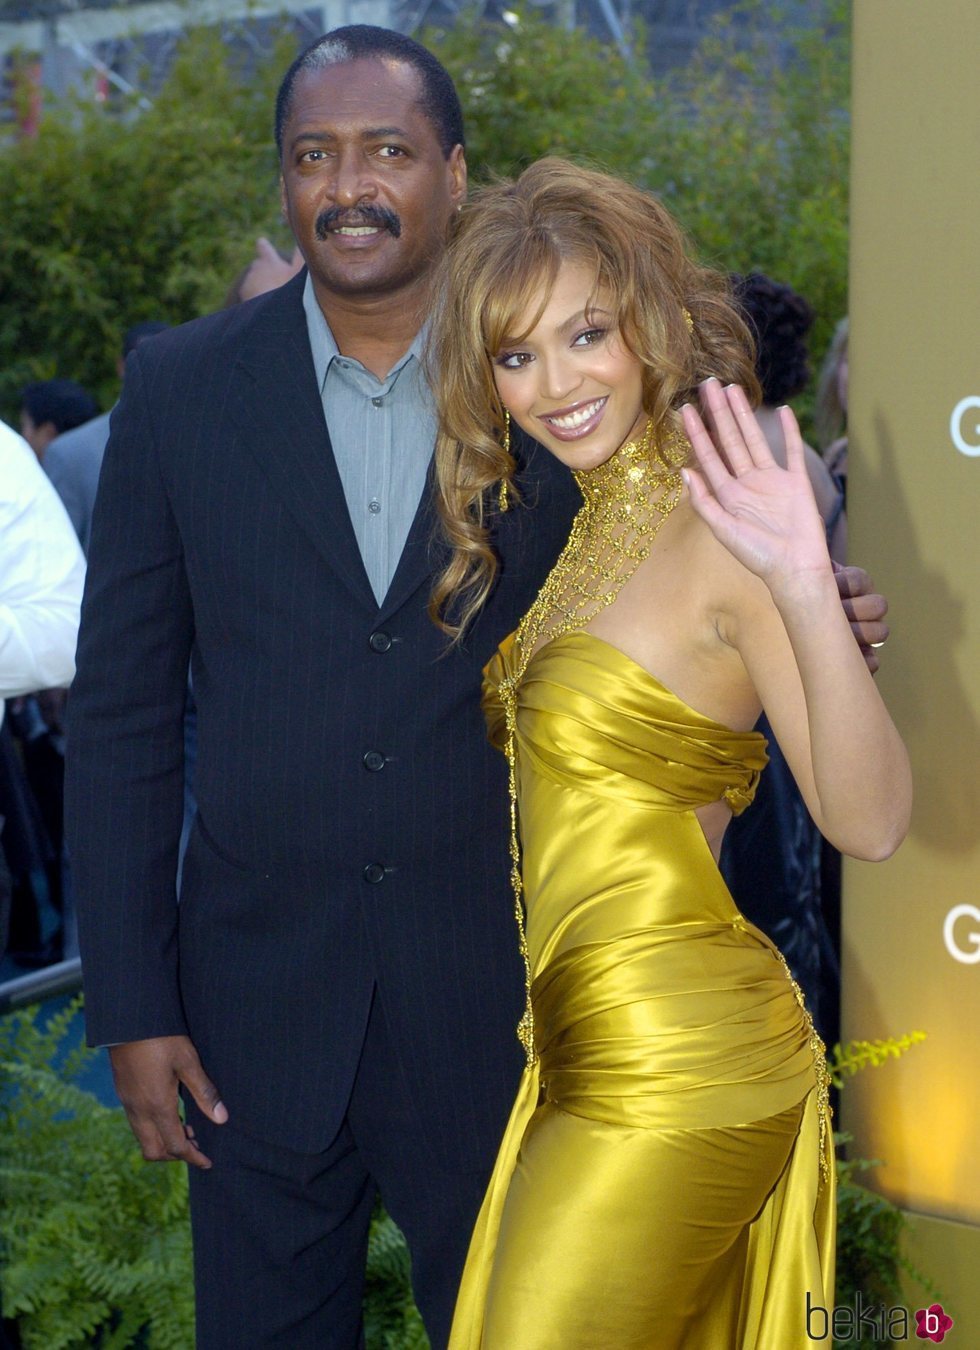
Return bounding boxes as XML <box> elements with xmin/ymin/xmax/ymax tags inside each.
<box><xmin>498</xmin><ymin>411</ymin><xmax>511</xmax><ymax>513</ymax></box>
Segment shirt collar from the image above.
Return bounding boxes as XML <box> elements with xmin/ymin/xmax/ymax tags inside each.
<box><xmin>302</xmin><ymin>272</ymin><xmax>428</xmax><ymax>393</ymax></box>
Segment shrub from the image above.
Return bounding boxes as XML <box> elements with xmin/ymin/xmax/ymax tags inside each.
<box><xmin>0</xmin><ymin>998</ymin><xmax>427</xmax><ymax>1348</ymax></box>
<box><xmin>0</xmin><ymin>998</ymin><xmax>194</xmax><ymax>1348</ymax></box>
<box><xmin>0</xmin><ymin>2</ymin><xmax>851</xmax><ymax>427</ymax></box>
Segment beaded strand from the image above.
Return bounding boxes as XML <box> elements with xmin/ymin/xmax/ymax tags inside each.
<box><xmin>497</xmin><ymin>420</ymin><xmax>687</xmax><ymax>1065</ymax></box>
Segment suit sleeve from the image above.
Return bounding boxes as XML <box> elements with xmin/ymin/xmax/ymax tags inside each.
<box><xmin>65</xmin><ymin>349</ymin><xmax>194</xmax><ymax>1047</ymax></box>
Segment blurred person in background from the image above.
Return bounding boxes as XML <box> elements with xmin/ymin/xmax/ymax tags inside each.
<box><xmin>44</xmin><ymin>322</ymin><xmax>170</xmax><ymax>557</ymax></box>
<box><xmin>34</xmin><ymin>325</ymin><xmax>174</xmax><ymax>956</ymax></box>
<box><xmin>0</xmin><ymin>418</ymin><xmax>84</xmax><ymax>962</ymax></box>
<box><xmin>18</xmin><ymin>378</ymin><xmax>98</xmax><ymax>463</ymax></box>
<box><xmin>815</xmin><ymin>316</ymin><xmax>849</xmax><ymax>503</ymax></box>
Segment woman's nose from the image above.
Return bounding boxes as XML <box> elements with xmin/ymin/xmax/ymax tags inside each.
<box><xmin>538</xmin><ymin>353</ymin><xmax>579</xmax><ymax>402</ymax></box>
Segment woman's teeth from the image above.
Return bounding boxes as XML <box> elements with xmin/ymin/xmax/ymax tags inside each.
<box><xmin>546</xmin><ymin>399</ymin><xmax>605</xmax><ymax>430</ymax></box>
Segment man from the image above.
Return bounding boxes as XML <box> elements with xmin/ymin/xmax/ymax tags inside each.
<box><xmin>1</xmin><ymin>418</ymin><xmax>84</xmax><ymax>957</ymax></box>
<box><xmin>67</xmin><ymin>26</ymin><xmax>888</xmax><ymax>1349</ymax></box>
<box><xmin>43</xmin><ymin>322</ymin><xmax>170</xmax><ymax>556</ymax></box>
<box><xmin>18</xmin><ymin>379</ymin><xmax>98</xmax><ymax>461</ymax></box>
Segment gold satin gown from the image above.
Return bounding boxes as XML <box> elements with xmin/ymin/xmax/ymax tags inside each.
<box><xmin>450</xmin><ymin>630</ymin><xmax>835</xmax><ymax>1349</ymax></box>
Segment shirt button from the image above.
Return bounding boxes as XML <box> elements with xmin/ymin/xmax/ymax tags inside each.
<box><xmin>368</xmin><ymin>631</ymin><xmax>392</xmax><ymax>653</ymax></box>
<box><xmin>363</xmin><ymin>750</ymin><xmax>386</xmax><ymax>772</ymax></box>
<box><xmin>371</xmin><ymin>396</ymin><xmax>383</xmax><ymax>407</ymax></box>
<box><xmin>368</xmin><ymin>499</ymin><xmax>381</xmax><ymax>514</ymax></box>
<box><xmin>362</xmin><ymin>863</ymin><xmax>386</xmax><ymax>885</ymax></box>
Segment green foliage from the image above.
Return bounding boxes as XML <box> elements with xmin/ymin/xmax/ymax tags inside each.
<box><xmin>828</xmin><ymin>1030</ymin><xmax>927</xmax><ymax>1088</ymax></box>
<box><xmin>364</xmin><ymin>1207</ymin><xmax>430</xmax><ymax>1349</ymax></box>
<box><xmin>0</xmin><ymin>26</ymin><xmax>295</xmax><ymax>418</ymax></box>
<box><xmin>0</xmin><ymin>998</ymin><xmax>426</xmax><ymax>1347</ymax></box>
<box><xmin>0</xmin><ymin>997</ymin><xmax>194</xmax><ymax>1348</ymax></box>
<box><xmin>835</xmin><ymin>1136</ymin><xmax>907</xmax><ymax>1313</ymax></box>
<box><xmin>831</xmin><ymin>1031</ymin><xmax>937</xmax><ymax>1346</ymax></box>
<box><xmin>0</xmin><ymin>2</ymin><xmax>850</xmax><ymax>425</ymax></box>
<box><xmin>423</xmin><ymin>0</ymin><xmax>851</xmax><ymax>402</ymax></box>
<box><xmin>640</xmin><ymin>0</ymin><xmax>852</xmax><ymax>364</ymax></box>
<box><xmin>834</xmin><ymin>1135</ymin><xmax>941</xmax><ymax>1349</ymax></box>
<box><xmin>420</xmin><ymin>8</ymin><xmax>657</xmax><ymax>181</ymax></box>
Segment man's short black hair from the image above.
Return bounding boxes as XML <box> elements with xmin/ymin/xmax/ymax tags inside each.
<box><xmin>20</xmin><ymin>379</ymin><xmax>98</xmax><ymax>435</ymax></box>
<box><xmin>275</xmin><ymin>25</ymin><xmax>464</xmax><ymax>160</ymax></box>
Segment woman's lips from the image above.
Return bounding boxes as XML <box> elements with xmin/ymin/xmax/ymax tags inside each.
<box><xmin>537</xmin><ymin>397</ymin><xmax>608</xmax><ymax>441</ymax></box>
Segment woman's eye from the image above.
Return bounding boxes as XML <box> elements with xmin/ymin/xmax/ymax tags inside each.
<box><xmin>573</xmin><ymin>328</ymin><xmax>607</xmax><ymax>347</ymax></box>
<box><xmin>496</xmin><ymin>351</ymin><xmax>533</xmax><ymax>370</ymax></box>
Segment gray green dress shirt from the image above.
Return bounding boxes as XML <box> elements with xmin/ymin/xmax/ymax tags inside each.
<box><xmin>302</xmin><ymin>274</ymin><xmax>436</xmax><ymax>606</ymax></box>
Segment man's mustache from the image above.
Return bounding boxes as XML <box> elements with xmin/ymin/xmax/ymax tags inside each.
<box><xmin>315</xmin><ymin>205</ymin><xmax>402</xmax><ymax>240</ymax></box>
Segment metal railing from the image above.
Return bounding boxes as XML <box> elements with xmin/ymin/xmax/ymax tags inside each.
<box><xmin>0</xmin><ymin>956</ymin><xmax>83</xmax><ymax>1015</ymax></box>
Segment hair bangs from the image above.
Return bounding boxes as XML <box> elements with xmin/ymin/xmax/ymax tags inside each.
<box><xmin>477</xmin><ymin>234</ymin><xmax>564</xmax><ymax>358</ymax></box>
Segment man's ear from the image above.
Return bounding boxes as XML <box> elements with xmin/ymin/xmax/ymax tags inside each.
<box><xmin>448</xmin><ymin>145</ymin><xmax>468</xmax><ymax>208</ymax></box>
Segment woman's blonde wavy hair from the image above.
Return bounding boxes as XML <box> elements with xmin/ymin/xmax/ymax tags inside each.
<box><xmin>429</xmin><ymin>157</ymin><xmax>760</xmax><ymax>639</ymax></box>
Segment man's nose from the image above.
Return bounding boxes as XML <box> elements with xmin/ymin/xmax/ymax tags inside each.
<box><xmin>330</xmin><ymin>149</ymin><xmax>378</xmax><ymax>207</ymax></box>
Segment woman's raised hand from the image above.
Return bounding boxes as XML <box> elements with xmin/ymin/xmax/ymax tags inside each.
<box><xmin>680</xmin><ymin>379</ymin><xmax>831</xmax><ymax>588</ymax></box>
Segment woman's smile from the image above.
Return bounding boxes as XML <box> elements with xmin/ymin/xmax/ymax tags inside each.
<box><xmin>493</xmin><ymin>260</ymin><xmax>646</xmax><ymax>471</ymax></box>
<box><xmin>537</xmin><ymin>396</ymin><xmax>609</xmax><ymax>440</ymax></box>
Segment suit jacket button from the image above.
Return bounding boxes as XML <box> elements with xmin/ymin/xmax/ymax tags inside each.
<box><xmin>368</xmin><ymin>631</ymin><xmax>392</xmax><ymax>653</ymax></box>
<box><xmin>362</xmin><ymin>863</ymin><xmax>386</xmax><ymax>884</ymax></box>
<box><xmin>363</xmin><ymin>750</ymin><xmax>386</xmax><ymax>772</ymax></box>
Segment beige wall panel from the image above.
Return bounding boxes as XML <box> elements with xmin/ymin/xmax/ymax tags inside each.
<box><xmin>843</xmin><ymin>0</ymin><xmax>980</xmax><ymax>1231</ymax></box>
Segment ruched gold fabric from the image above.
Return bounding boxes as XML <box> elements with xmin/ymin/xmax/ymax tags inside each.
<box><xmin>450</xmin><ymin>630</ymin><xmax>835</xmax><ymax>1350</ymax></box>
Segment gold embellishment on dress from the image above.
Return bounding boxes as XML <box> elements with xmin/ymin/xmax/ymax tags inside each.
<box><xmin>723</xmin><ymin>779</ymin><xmax>759</xmax><ymax>815</ymax></box>
<box><xmin>498</xmin><ymin>419</ymin><xmax>686</xmax><ymax>1066</ymax></box>
<box><xmin>776</xmin><ymin>950</ymin><xmax>833</xmax><ymax>1186</ymax></box>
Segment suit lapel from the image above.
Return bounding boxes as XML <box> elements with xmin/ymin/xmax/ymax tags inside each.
<box><xmin>376</xmin><ymin>457</ymin><xmax>442</xmax><ymax>623</ymax></box>
<box><xmin>231</xmin><ymin>274</ymin><xmax>376</xmax><ymax>612</ymax></box>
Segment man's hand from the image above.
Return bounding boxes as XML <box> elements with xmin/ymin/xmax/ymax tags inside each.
<box><xmin>834</xmin><ymin>563</ymin><xmax>889</xmax><ymax>673</ymax></box>
<box><xmin>109</xmin><ymin>1035</ymin><xmax>228</xmax><ymax>1170</ymax></box>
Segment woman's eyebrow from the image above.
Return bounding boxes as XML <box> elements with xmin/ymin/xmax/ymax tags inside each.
<box><xmin>497</xmin><ymin>307</ymin><xmax>614</xmax><ymax>349</ymax></box>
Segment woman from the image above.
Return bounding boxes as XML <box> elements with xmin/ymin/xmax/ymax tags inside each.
<box><xmin>430</xmin><ymin>159</ymin><xmax>910</xmax><ymax>1348</ymax></box>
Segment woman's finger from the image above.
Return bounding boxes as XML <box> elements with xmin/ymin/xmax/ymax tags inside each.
<box><xmin>680</xmin><ymin>403</ymin><xmax>735</xmax><ymax>496</ymax></box>
<box><xmin>697</xmin><ymin>379</ymin><xmax>754</xmax><ymax>475</ymax></box>
<box><xmin>696</xmin><ymin>378</ymin><xmax>777</xmax><ymax>477</ymax></box>
<box><xmin>681</xmin><ymin>466</ymin><xmax>729</xmax><ymax>533</ymax></box>
<box><xmin>724</xmin><ymin>384</ymin><xmax>776</xmax><ymax>468</ymax></box>
<box><xmin>778</xmin><ymin>404</ymin><xmax>806</xmax><ymax>477</ymax></box>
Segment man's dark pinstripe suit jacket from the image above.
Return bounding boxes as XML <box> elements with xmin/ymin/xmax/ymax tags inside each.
<box><xmin>65</xmin><ymin>270</ymin><xmax>579</xmax><ymax>1167</ymax></box>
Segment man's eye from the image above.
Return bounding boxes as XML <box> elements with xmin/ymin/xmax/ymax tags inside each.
<box><xmin>378</xmin><ymin>145</ymin><xmax>407</xmax><ymax>158</ymax></box>
<box><xmin>573</xmin><ymin>328</ymin><xmax>606</xmax><ymax>347</ymax></box>
<box><xmin>299</xmin><ymin>149</ymin><xmax>328</xmax><ymax>163</ymax></box>
<box><xmin>496</xmin><ymin>351</ymin><xmax>533</xmax><ymax>370</ymax></box>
